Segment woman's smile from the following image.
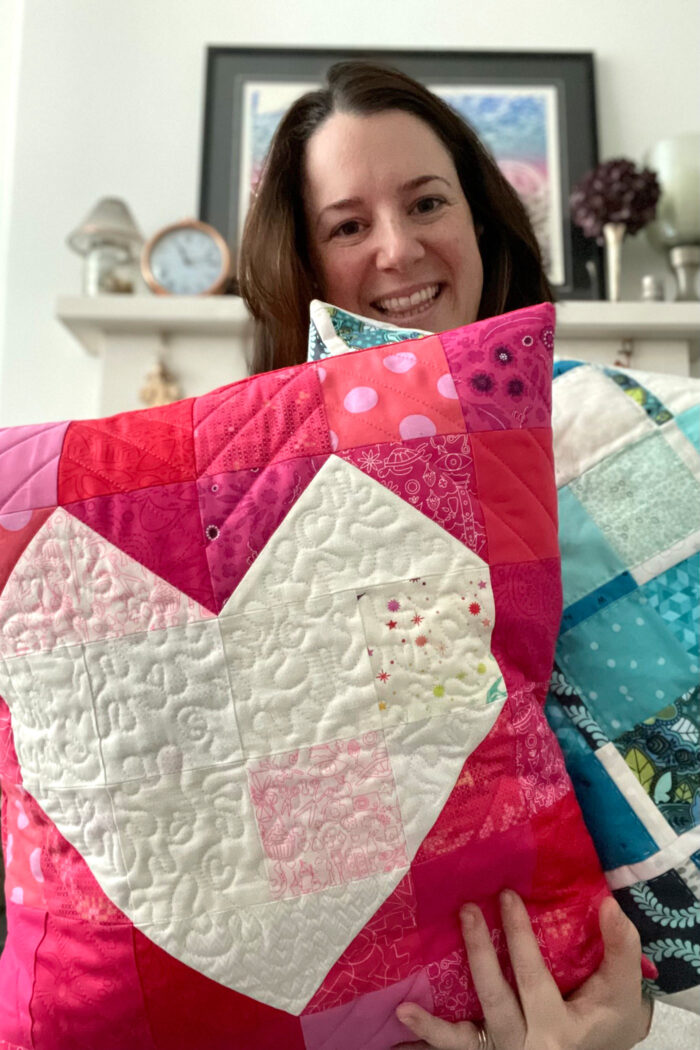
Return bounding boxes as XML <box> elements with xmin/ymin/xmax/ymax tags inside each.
<box><xmin>371</xmin><ymin>281</ymin><xmax>445</xmax><ymax>324</ymax></box>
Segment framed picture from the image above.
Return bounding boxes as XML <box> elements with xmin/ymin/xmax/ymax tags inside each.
<box><xmin>200</xmin><ymin>47</ymin><xmax>603</xmax><ymax>299</ymax></box>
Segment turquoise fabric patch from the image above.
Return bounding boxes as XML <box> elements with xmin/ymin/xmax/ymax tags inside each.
<box><xmin>640</xmin><ymin>553</ymin><xmax>700</xmax><ymax>658</ymax></box>
<box><xmin>675</xmin><ymin>406</ymin><xmax>700</xmax><ymax>451</ymax></box>
<box><xmin>558</xmin><ymin>485</ymin><xmax>628</xmax><ymax>607</ymax></box>
<box><xmin>561</xmin><ymin>572</ymin><xmax>637</xmax><ymax>633</ymax></box>
<box><xmin>307</xmin><ymin>320</ymin><xmax>327</xmax><ymax>362</ymax></box>
<box><xmin>556</xmin><ymin>589</ymin><xmax>696</xmax><ymax>739</ymax></box>
<box><xmin>328</xmin><ymin>307</ymin><xmax>424</xmax><ymax>350</ymax></box>
<box><xmin>553</xmin><ymin>360</ymin><xmax>584</xmax><ymax>378</ymax></box>
<box><xmin>570</xmin><ymin>431</ymin><xmax>700</xmax><ymax>569</ymax></box>
<box><xmin>603</xmin><ymin>367</ymin><xmax>673</xmax><ymax>425</ymax></box>
<box><xmin>545</xmin><ymin>702</ymin><xmax>660</xmax><ymax>868</ymax></box>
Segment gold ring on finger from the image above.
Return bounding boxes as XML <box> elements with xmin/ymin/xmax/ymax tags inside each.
<box><xmin>476</xmin><ymin>1022</ymin><xmax>489</xmax><ymax>1049</ymax></box>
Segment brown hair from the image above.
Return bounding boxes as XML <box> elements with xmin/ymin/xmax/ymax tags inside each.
<box><xmin>238</xmin><ymin>60</ymin><xmax>553</xmax><ymax>374</ymax></box>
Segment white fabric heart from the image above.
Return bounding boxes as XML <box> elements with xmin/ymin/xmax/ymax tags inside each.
<box><xmin>0</xmin><ymin>455</ymin><xmax>505</xmax><ymax>1013</ymax></box>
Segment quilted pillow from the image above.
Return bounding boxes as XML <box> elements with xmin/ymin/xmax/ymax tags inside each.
<box><xmin>0</xmin><ymin>302</ymin><xmax>618</xmax><ymax>1050</ymax></box>
<box><xmin>309</xmin><ymin>301</ymin><xmax>699</xmax><ymax>1014</ymax></box>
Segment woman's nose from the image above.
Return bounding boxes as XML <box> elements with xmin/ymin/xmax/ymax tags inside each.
<box><xmin>374</xmin><ymin>219</ymin><xmax>426</xmax><ymax>270</ymax></box>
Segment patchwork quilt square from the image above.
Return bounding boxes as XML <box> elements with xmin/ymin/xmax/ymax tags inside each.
<box><xmin>0</xmin><ymin>302</ymin><xmax>643</xmax><ymax>1048</ymax></box>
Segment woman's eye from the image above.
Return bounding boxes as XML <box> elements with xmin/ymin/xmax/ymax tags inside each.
<box><xmin>332</xmin><ymin>220</ymin><xmax>362</xmax><ymax>238</ymax></box>
<box><xmin>414</xmin><ymin>196</ymin><xmax>445</xmax><ymax>215</ymax></box>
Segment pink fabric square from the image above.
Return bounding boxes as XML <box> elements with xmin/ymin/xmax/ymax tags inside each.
<box><xmin>340</xmin><ymin>433</ymin><xmax>487</xmax><ymax>557</ymax></box>
<box><xmin>0</xmin><ymin>903</ymin><xmax>45</xmax><ymax>1049</ymax></box>
<box><xmin>248</xmin><ymin>734</ymin><xmax>408</xmax><ymax>899</ymax></box>
<box><xmin>194</xmin><ymin>366</ymin><xmax>331</xmax><ymax>476</ymax></box>
<box><xmin>490</xmin><ymin>559</ymin><xmax>563</xmax><ymax>692</ymax></box>
<box><xmin>412</xmin><ymin>823</ymin><xmax>537</xmax><ymax>965</ymax></box>
<box><xmin>2</xmin><ymin>782</ymin><xmax>46</xmax><ymax>911</ymax></box>
<box><xmin>511</xmin><ymin>687</ymin><xmax>570</xmax><ymax>816</ymax></box>
<box><xmin>318</xmin><ymin>335</ymin><xmax>466</xmax><ymax>451</ymax></box>
<box><xmin>67</xmin><ymin>480</ymin><xmax>217</xmax><ymax>612</ymax></box>
<box><xmin>439</xmin><ymin>304</ymin><xmax>554</xmax><ymax>432</ymax></box>
<box><xmin>301</xmin><ymin>968</ymin><xmax>433</xmax><ymax>1050</ymax></box>
<box><xmin>197</xmin><ymin>454</ymin><xmax>327</xmax><ymax>611</ymax></box>
<box><xmin>31</xmin><ymin>916</ymin><xmax>155</xmax><ymax>1049</ymax></box>
<box><xmin>0</xmin><ymin>420</ymin><xmax>69</xmax><ymax>516</ymax></box>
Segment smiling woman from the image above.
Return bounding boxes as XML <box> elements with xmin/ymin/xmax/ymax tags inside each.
<box><xmin>238</xmin><ymin>60</ymin><xmax>553</xmax><ymax>373</ymax></box>
<box><xmin>303</xmin><ymin>110</ymin><xmax>483</xmax><ymax>332</ymax></box>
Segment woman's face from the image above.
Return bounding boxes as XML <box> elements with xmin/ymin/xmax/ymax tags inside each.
<box><xmin>303</xmin><ymin>109</ymin><xmax>483</xmax><ymax>331</ymax></box>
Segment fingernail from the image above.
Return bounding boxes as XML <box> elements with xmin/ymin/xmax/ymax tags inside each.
<box><xmin>500</xmin><ymin>889</ymin><xmax>517</xmax><ymax>910</ymax></box>
<box><xmin>608</xmin><ymin>896</ymin><xmax>625</xmax><ymax>925</ymax></box>
<box><xmin>396</xmin><ymin>1004</ymin><xmax>417</xmax><ymax>1025</ymax></box>
<box><xmin>460</xmin><ymin>905</ymin><xmax>477</xmax><ymax>930</ymax></box>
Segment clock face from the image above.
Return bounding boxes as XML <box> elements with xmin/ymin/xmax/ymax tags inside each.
<box><xmin>148</xmin><ymin>226</ymin><xmax>225</xmax><ymax>294</ymax></box>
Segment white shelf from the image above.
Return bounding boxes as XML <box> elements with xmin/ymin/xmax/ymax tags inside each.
<box><xmin>554</xmin><ymin>300</ymin><xmax>700</xmax><ymax>342</ymax></box>
<box><xmin>56</xmin><ymin>294</ymin><xmax>252</xmax><ymax>356</ymax></box>
<box><xmin>56</xmin><ymin>295</ymin><xmax>700</xmax><ymax>357</ymax></box>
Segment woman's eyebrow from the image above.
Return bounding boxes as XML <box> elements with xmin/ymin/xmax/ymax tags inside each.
<box><xmin>403</xmin><ymin>174</ymin><xmax>452</xmax><ymax>191</ymax></box>
<box><xmin>316</xmin><ymin>175</ymin><xmax>453</xmax><ymax>228</ymax></box>
<box><xmin>317</xmin><ymin>196</ymin><xmax>363</xmax><ymax>226</ymax></box>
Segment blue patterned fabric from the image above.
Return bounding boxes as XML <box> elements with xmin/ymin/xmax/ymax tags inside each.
<box><xmin>546</xmin><ymin>362</ymin><xmax>700</xmax><ymax>1006</ymax></box>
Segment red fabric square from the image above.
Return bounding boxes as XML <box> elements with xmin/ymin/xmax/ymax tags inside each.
<box><xmin>194</xmin><ymin>366</ymin><xmax>331</xmax><ymax>475</ymax></box>
<box><xmin>470</xmin><ymin>428</ymin><xmax>558</xmax><ymax>564</ymax></box>
<box><xmin>133</xmin><ymin>929</ymin><xmax>306</xmax><ymax>1050</ymax></box>
<box><xmin>58</xmin><ymin>399</ymin><xmax>196</xmax><ymax>502</ymax></box>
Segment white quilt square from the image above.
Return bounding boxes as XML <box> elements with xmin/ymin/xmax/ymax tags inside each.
<box><xmin>553</xmin><ymin>366</ymin><xmax>653</xmax><ymax>487</ymax></box>
<box><xmin>85</xmin><ymin>620</ymin><xmax>240</xmax><ymax>783</ymax></box>
<box><xmin>110</xmin><ymin>763</ymin><xmax>269</xmax><ymax>925</ymax></box>
<box><xmin>219</xmin><ymin>591</ymin><xmax>380</xmax><ymax>757</ymax></box>
<box><xmin>0</xmin><ymin>645</ymin><xmax>104</xmax><ymax>788</ymax></box>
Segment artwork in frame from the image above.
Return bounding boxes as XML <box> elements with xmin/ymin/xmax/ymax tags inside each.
<box><xmin>199</xmin><ymin>48</ymin><xmax>603</xmax><ymax>299</ymax></box>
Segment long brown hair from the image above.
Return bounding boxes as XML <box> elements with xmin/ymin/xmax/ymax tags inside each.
<box><xmin>238</xmin><ymin>60</ymin><xmax>553</xmax><ymax>374</ymax></box>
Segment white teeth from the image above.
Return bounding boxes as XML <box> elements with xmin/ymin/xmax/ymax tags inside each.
<box><xmin>376</xmin><ymin>284</ymin><xmax>439</xmax><ymax>312</ymax></box>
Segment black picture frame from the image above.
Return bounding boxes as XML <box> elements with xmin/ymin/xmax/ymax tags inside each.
<box><xmin>199</xmin><ymin>47</ymin><xmax>603</xmax><ymax>299</ymax></box>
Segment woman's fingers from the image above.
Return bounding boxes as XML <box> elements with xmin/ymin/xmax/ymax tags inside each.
<box><xmin>566</xmin><ymin>898</ymin><xmax>654</xmax><ymax>1049</ymax></box>
<box><xmin>498</xmin><ymin>890</ymin><xmax>564</xmax><ymax>1026</ymax></box>
<box><xmin>460</xmin><ymin>903</ymin><xmax>526</xmax><ymax>1048</ymax></box>
<box><xmin>395</xmin><ymin>1003</ymin><xmax>484</xmax><ymax>1050</ymax></box>
<box><xmin>596</xmin><ymin>896</ymin><xmax>645</xmax><ymax>988</ymax></box>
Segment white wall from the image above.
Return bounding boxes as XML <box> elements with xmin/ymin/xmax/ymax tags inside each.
<box><xmin>1</xmin><ymin>0</ymin><xmax>698</xmax><ymax>425</ymax></box>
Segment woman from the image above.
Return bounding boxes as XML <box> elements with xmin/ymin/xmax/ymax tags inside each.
<box><xmin>239</xmin><ymin>60</ymin><xmax>551</xmax><ymax>374</ymax></box>
<box><xmin>238</xmin><ymin>61</ymin><xmax>653</xmax><ymax>1050</ymax></box>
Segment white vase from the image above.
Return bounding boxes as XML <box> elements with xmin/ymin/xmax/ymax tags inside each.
<box><xmin>603</xmin><ymin>222</ymin><xmax>626</xmax><ymax>301</ymax></box>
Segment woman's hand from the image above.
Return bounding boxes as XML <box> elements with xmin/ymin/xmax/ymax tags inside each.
<box><xmin>393</xmin><ymin>892</ymin><xmax>653</xmax><ymax>1050</ymax></box>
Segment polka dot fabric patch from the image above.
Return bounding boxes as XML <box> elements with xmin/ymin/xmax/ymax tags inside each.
<box><xmin>316</xmin><ymin>334</ymin><xmax>465</xmax><ymax>451</ymax></box>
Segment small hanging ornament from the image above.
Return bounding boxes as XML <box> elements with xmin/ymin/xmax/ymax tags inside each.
<box><xmin>139</xmin><ymin>360</ymin><xmax>181</xmax><ymax>408</ymax></box>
